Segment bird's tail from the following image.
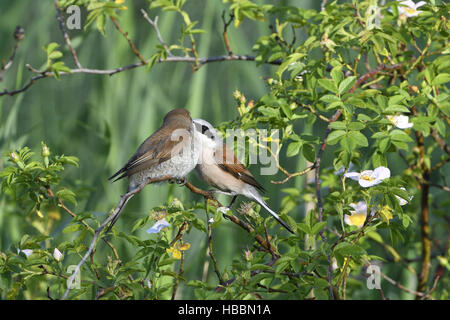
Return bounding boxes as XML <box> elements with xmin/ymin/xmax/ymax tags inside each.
<box><xmin>245</xmin><ymin>186</ymin><xmax>295</xmax><ymax>234</ymax></box>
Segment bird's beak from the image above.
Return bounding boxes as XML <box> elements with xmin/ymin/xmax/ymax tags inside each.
<box><xmin>192</xmin><ymin>119</ymin><xmax>202</xmax><ymax>133</ymax></box>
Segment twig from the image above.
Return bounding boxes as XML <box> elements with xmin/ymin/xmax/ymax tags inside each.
<box><xmin>0</xmin><ymin>54</ymin><xmax>282</xmax><ymax>97</ymax></box>
<box><xmin>321</xmin><ymin>0</ymin><xmax>328</xmax><ymax>12</ymax></box>
<box><xmin>61</xmin><ymin>175</ymin><xmax>173</xmax><ymax>300</ymax></box>
<box><xmin>313</xmin><ymin>109</ymin><xmax>342</xmax><ymax>300</ymax></box>
<box><xmin>205</xmin><ymin>202</ymin><xmax>224</xmax><ymax>284</ymax></box>
<box><xmin>54</xmin><ymin>0</ymin><xmax>82</xmax><ymax>68</ymax></box>
<box><xmin>429</xmin><ymin>183</ymin><xmax>450</xmax><ymax>193</ymax></box>
<box><xmin>381</xmin><ymin>271</ymin><xmax>439</xmax><ymax>299</ymax></box>
<box><xmin>264</xmin><ymin>222</ymin><xmax>276</xmax><ymax>260</ymax></box>
<box><xmin>140</xmin><ymin>9</ymin><xmax>173</xmax><ymax>57</ymax></box>
<box><xmin>110</xmin><ymin>16</ymin><xmax>147</xmax><ymax>65</ymax></box>
<box><xmin>0</xmin><ymin>26</ymin><xmax>24</xmax><ymax>81</ymax></box>
<box><xmin>349</xmin><ymin>63</ymin><xmax>403</xmax><ymax>93</ymax></box>
<box><xmin>430</xmin><ymin>128</ymin><xmax>450</xmax><ymax>155</ymax></box>
<box><xmin>412</xmin><ymin>112</ymin><xmax>432</xmax><ymax>297</ymax></box>
<box><xmin>221</xmin><ymin>11</ymin><xmax>234</xmax><ymax>55</ymax></box>
<box><xmin>271</xmin><ymin>164</ymin><xmax>316</xmax><ymax>184</ymax></box>
<box><xmin>171</xmin><ymin>240</ymin><xmax>186</xmax><ymax>300</ymax></box>
<box><xmin>184</xmin><ymin>182</ymin><xmax>278</xmax><ymax>255</ymax></box>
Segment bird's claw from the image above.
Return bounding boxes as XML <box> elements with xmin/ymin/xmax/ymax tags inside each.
<box><xmin>175</xmin><ymin>177</ymin><xmax>186</xmax><ymax>186</ymax></box>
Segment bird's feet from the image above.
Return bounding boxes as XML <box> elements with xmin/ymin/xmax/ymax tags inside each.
<box><xmin>168</xmin><ymin>177</ymin><xmax>186</xmax><ymax>185</ymax></box>
<box><xmin>175</xmin><ymin>177</ymin><xmax>186</xmax><ymax>185</ymax></box>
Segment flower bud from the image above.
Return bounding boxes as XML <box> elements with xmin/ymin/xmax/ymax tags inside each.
<box><xmin>10</xmin><ymin>152</ymin><xmax>19</xmax><ymax>163</ymax></box>
<box><xmin>41</xmin><ymin>142</ymin><xmax>50</xmax><ymax>157</ymax></box>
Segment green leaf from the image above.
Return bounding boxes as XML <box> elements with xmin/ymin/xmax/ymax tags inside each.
<box><xmin>431</xmin><ymin>73</ymin><xmax>450</xmax><ymax>86</ymax></box>
<box><xmin>388</xmin><ymin>95</ymin><xmax>405</xmax><ymax>106</ymax></box>
<box><xmin>320</xmin><ymin>95</ymin><xmax>340</xmax><ymax>103</ymax></box>
<box><xmin>48</xmin><ymin>51</ymin><xmax>63</xmax><ymax>60</ymax></box>
<box><xmin>329</xmin><ymin>121</ymin><xmax>347</xmax><ymax>130</ymax></box>
<box><xmin>56</xmin><ymin>188</ymin><xmax>77</xmax><ymax>206</ymax></box>
<box><xmin>331</xmin><ymin>67</ymin><xmax>344</xmax><ymax>86</ymax></box>
<box><xmin>45</xmin><ymin>42</ymin><xmax>60</xmax><ymax>54</ymax></box>
<box><xmin>338</xmin><ymin>76</ymin><xmax>356</xmax><ymax>95</ymax></box>
<box><xmin>63</xmin><ymin>223</ymin><xmax>84</xmax><ymax>234</ymax></box>
<box><xmin>327</xmin><ymin>130</ymin><xmax>346</xmax><ymax>145</ymax></box>
<box><xmin>348</xmin><ymin>122</ymin><xmax>366</xmax><ymax>131</ymax></box>
<box><xmin>348</xmin><ymin>131</ymin><xmax>368</xmax><ymax>147</ymax></box>
<box><xmin>311</xmin><ymin>222</ymin><xmax>326</xmax><ymax>235</ymax></box>
<box><xmin>286</xmin><ymin>141</ymin><xmax>302</xmax><ymax>157</ymax></box>
<box><xmin>389</xmin><ymin>129</ymin><xmax>414</xmax><ymax>142</ymax></box>
<box><xmin>318</xmin><ymin>79</ymin><xmax>337</xmax><ymax>93</ymax></box>
<box><xmin>302</xmin><ymin>144</ymin><xmax>315</xmax><ymax>162</ymax></box>
<box><xmin>334</xmin><ymin>242</ymin><xmax>366</xmax><ymax>257</ymax></box>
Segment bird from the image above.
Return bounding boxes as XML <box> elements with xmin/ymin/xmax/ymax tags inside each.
<box><xmin>107</xmin><ymin>108</ymin><xmax>201</xmax><ymax>230</ymax></box>
<box><xmin>193</xmin><ymin>118</ymin><xmax>294</xmax><ymax>234</ymax></box>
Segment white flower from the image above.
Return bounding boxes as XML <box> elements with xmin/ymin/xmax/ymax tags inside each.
<box><xmin>396</xmin><ymin>187</ymin><xmax>413</xmax><ymax>206</ymax></box>
<box><xmin>208</xmin><ymin>217</ymin><xmax>214</xmax><ymax>224</ymax></box>
<box><xmin>344</xmin><ymin>166</ymin><xmax>391</xmax><ymax>188</ymax></box>
<box><xmin>396</xmin><ymin>1</ymin><xmax>426</xmax><ymax>18</ymax></box>
<box><xmin>17</xmin><ymin>249</ymin><xmax>33</xmax><ymax>257</ymax></box>
<box><xmin>387</xmin><ymin>115</ymin><xmax>413</xmax><ymax>129</ymax></box>
<box><xmin>146</xmin><ymin>218</ymin><xmax>170</xmax><ymax>234</ymax></box>
<box><xmin>53</xmin><ymin>248</ymin><xmax>63</xmax><ymax>261</ymax></box>
<box><xmin>344</xmin><ymin>201</ymin><xmax>374</xmax><ymax>228</ymax></box>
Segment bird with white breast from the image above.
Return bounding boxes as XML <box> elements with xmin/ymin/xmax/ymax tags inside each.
<box><xmin>107</xmin><ymin>108</ymin><xmax>201</xmax><ymax>230</ymax></box>
<box><xmin>193</xmin><ymin>118</ymin><xmax>294</xmax><ymax>234</ymax></box>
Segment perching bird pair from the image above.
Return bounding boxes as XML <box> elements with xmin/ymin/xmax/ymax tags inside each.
<box><xmin>108</xmin><ymin>108</ymin><xmax>294</xmax><ymax>234</ymax></box>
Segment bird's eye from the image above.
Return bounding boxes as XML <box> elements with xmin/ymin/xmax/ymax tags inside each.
<box><xmin>201</xmin><ymin>125</ymin><xmax>209</xmax><ymax>134</ymax></box>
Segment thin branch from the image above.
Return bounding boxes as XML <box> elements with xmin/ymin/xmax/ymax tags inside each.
<box><xmin>61</xmin><ymin>175</ymin><xmax>173</xmax><ymax>300</ymax></box>
<box><xmin>349</xmin><ymin>63</ymin><xmax>403</xmax><ymax>93</ymax></box>
<box><xmin>430</xmin><ymin>128</ymin><xmax>450</xmax><ymax>155</ymax></box>
<box><xmin>313</xmin><ymin>109</ymin><xmax>342</xmax><ymax>300</ymax></box>
<box><xmin>140</xmin><ymin>9</ymin><xmax>173</xmax><ymax>57</ymax></box>
<box><xmin>381</xmin><ymin>270</ymin><xmax>439</xmax><ymax>299</ymax></box>
<box><xmin>0</xmin><ymin>26</ymin><xmax>24</xmax><ymax>81</ymax></box>
<box><xmin>185</xmin><ymin>181</ymin><xmax>278</xmax><ymax>255</ymax></box>
<box><xmin>205</xmin><ymin>201</ymin><xmax>224</xmax><ymax>285</ymax></box>
<box><xmin>1</xmin><ymin>54</ymin><xmax>281</xmax><ymax>97</ymax></box>
<box><xmin>110</xmin><ymin>16</ymin><xmax>147</xmax><ymax>65</ymax></box>
<box><xmin>221</xmin><ymin>11</ymin><xmax>234</xmax><ymax>55</ymax></box>
<box><xmin>271</xmin><ymin>164</ymin><xmax>316</xmax><ymax>184</ymax></box>
<box><xmin>54</xmin><ymin>0</ymin><xmax>82</xmax><ymax>69</ymax></box>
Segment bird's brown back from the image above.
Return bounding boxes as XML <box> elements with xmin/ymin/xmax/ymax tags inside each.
<box><xmin>109</xmin><ymin>108</ymin><xmax>193</xmax><ymax>181</ymax></box>
<box><xmin>215</xmin><ymin>143</ymin><xmax>265</xmax><ymax>192</ymax></box>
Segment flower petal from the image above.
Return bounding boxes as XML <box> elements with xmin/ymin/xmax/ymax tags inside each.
<box><xmin>146</xmin><ymin>219</ymin><xmax>171</xmax><ymax>234</ymax></box>
<box><xmin>172</xmin><ymin>249</ymin><xmax>182</xmax><ymax>260</ymax></box>
<box><xmin>373</xmin><ymin>166</ymin><xmax>391</xmax><ymax>180</ymax></box>
<box><xmin>358</xmin><ymin>178</ymin><xmax>380</xmax><ymax>188</ymax></box>
<box><xmin>179</xmin><ymin>243</ymin><xmax>191</xmax><ymax>251</ymax></box>
<box><xmin>415</xmin><ymin>1</ymin><xmax>426</xmax><ymax>8</ymax></box>
<box><xmin>344</xmin><ymin>172</ymin><xmax>360</xmax><ymax>181</ymax></box>
<box><xmin>353</xmin><ymin>201</ymin><xmax>368</xmax><ymax>215</ymax></box>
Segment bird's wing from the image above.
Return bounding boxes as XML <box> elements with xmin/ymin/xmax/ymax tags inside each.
<box><xmin>215</xmin><ymin>143</ymin><xmax>265</xmax><ymax>192</ymax></box>
<box><xmin>109</xmin><ymin>124</ymin><xmax>190</xmax><ymax>181</ymax></box>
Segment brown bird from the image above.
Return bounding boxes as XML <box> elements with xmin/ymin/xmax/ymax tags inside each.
<box><xmin>193</xmin><ymin>118</ymin><xmax>294</xmax><ymax>234</ymax></box>
<box><xmin>107</xmin><ymin>108</ymin><xmax>200</xmax><ymax>229</ymax></box>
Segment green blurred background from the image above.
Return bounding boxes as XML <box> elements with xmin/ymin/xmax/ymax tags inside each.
<box><xmin>0</xmin><ymin>0</ymin><xmax>447</xmax><ymax>299</ymax></box>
